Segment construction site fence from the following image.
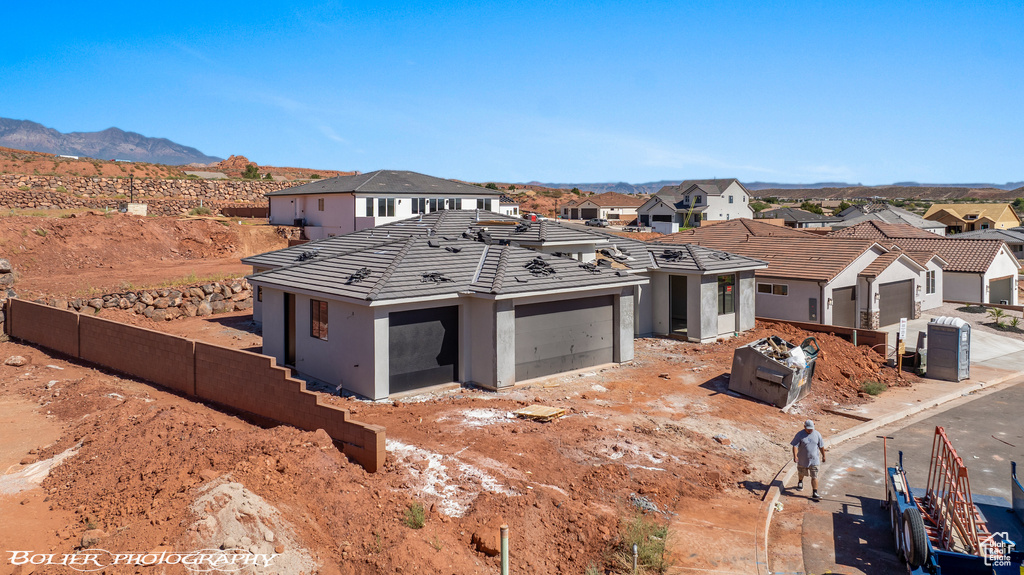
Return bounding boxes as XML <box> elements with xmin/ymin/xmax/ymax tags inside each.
<box><xmin>4</xmin><ymin>298</ymin><xmax>385</xmax><ymax>472</ymax></box>
<box><xmin>755</xmin><ymin>317</ymin><xmax>888</xmax><ymax>350</ymax></box>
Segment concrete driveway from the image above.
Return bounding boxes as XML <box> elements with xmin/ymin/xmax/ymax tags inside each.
<box><xmin>883</xmin><ymin>314</ymin><xmax>1024</xmax><ymax>370</ymax></box>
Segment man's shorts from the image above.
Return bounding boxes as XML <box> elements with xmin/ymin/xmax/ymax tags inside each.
<box><xmin>797</xmin><ymin>465</ymin><xmax>819</xmax><ymax>479</ymax></box>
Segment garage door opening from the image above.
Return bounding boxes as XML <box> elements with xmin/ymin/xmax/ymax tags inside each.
<box><xmin>878</xmin><ymin>280</ymin><xmax>913</xmax><ymax>327</ymax></box>
<box><xmin>388</xmin><ymin>306</ymin><xmax>459</xmax><ymax>393</ymax></box>
<box><xmin>832</xmin><ymin>286</ymin><xmax>856</xmax><ymax>328</ymax></box>
<box><xmin>515</xmin><ymin>296</ymin><xmax>614</xmax><ymax>381</ymax></box>
<box><xmin>990</xmin><ymin>276</ymin><xmax>1012</xmax><ymax>304</ymax></box>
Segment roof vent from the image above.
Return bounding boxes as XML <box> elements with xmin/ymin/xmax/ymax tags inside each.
<box><xmin>524</xmin><ymin>258</ymin><xmax>556</xmax><ymax>277</ymax></box>
<box><xmin>428</xmin><ymin>239</ymin><xmax>440</xmax><ymax>248</ymax></box>
<box><xmin>421</xmin><ymin>272</ymin><xmax>455</xmax><ymax>284</ymax></box>
<box><xmin>296</xmin><ymin>248</ymin><xmax>320</xmax><ymax>262</ymax></box>
<box><xmin>445</xmin><ymin>246</ymin><xmax>462</xmax><ymax>253</ymax></box>
<box><xmin>709</xmin><ymin>252</ymin><xmax>733</xmax><ymax>261</ymax></box>
<box><xmin>514</xmin><ymin>222</ymin><xmax>531</xmax><ymax>233</ymax></box>
<box><xmin>346</xmin><ymin>267</ymin><xmax>372</xmax><ymax>284</ymax></box>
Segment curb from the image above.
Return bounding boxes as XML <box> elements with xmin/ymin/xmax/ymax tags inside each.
<box><xmin>754</xmin><ymin>369</ymin><xmax>1024</xmax><ymax>575</ymax></box>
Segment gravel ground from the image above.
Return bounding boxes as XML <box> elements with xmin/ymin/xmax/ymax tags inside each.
<box><xmin>927</xmin><ymin>302</ymin><xmax>1024</xmax><ymax>341</ymax></box>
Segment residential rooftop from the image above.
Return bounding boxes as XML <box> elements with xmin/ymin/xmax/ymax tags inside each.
<box><xmin>264</xmin><ymin>170</ymin><xmax>503</xmax><ymax>197</ymax></box>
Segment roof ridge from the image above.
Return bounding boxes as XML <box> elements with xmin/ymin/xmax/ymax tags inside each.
<box><xmin>491</xmin><ymin>245</ymin><xmax>511</xmax><ymax>294</ymax></box>
<box><xmin>538</xmin><ymin>220</ymin><xmax>547</xmax><ymax>242</ymax></box>
<box><xmin>366</xmin><ymin>237</ymin><xmax>416</xmax><ymax>300</ymax></box>
<box><xmin>685</xmin><ymin>243</ymin><xmax>706</xmax><ymax>271</ymax></box>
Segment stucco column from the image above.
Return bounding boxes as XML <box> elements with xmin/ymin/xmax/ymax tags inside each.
<box><xmin>372</xmin><ymin>308</ymin><xmax>390</xmax><ymax>400</ymax></box>
<box><xmin>738</xmin><ymin>271</ymin><xmax>756</xmax><ymax>332</ymax></box>
<box><xmin>613</xmin><ymin>287</ymin><xmax>635</xmax><ymax>363</ymax></box>
<box><xmin>495</xmin><ymin>300</ymin><xmax>516</xmax><ymax>388</ymax></box>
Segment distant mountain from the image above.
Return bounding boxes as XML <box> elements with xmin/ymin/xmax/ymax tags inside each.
<box><xmin>744</xmin><ymin>181</ymin><xmax>859</xmax><ymax>190</ymax></box>
<box><xmin>0</xmin><ymin>118</ymin><xmax>222</xmax><ymax>165</ymax></box>
<box><xmin>524</xmin><ymin>180</ymin><xmax>682</xmax><ymax>195</ymax></box>
<box><xmin>524</xmin><ymin>179</ymin><xmax>1024</xmax><ymax>196</ymax></box>
<box><xmin>890</xmin><ymin>181</ymin><xmax>1024</xmax><ymax>191</ymax></box>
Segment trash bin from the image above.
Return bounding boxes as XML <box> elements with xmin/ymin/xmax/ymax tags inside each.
<box><xmin>729</xmin><ymin>335</ymin><xmax>819</xmax><ymax>409</ymax></box>
<box><xmin>927</xmin><ymin>316</ymin><xmax>970</xmax><ymax>382</ymax></box>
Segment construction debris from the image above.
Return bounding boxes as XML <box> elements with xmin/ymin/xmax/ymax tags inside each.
<box><xmin>512</xmin><ymin>405</ymin><xmax>566</xmax><ymax>422</ymax></box>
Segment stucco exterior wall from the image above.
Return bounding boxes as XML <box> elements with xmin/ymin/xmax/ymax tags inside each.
<box><xmin>755</xmin><ymin>278</ymin><xmax>822</xmax><ymax>323</ymax></box>
<box><xmin>944</xmin><ymin>271</ymin><xmax>982</xmax><ymax>302</ymax></box>
<box><xmin>920</xmin><ymin>261</ymin><xmax>944</xmax><ymax>311</ymax></box>
<box><xmin>983</xmin><ymin>248</ymin><xmax>1021</xmax><ymax>304</ymax></box>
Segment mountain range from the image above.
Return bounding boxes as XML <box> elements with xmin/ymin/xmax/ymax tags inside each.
<box><xmin>0</xmin><ymin>118</ymin><xmax>222</xmax><ymax>165</ymax></box>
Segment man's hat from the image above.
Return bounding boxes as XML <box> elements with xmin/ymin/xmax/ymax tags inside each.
<box><xmin>804</xmin><ymin>420</ymin><xmax>814</xmax><ymax>430</ymax></box>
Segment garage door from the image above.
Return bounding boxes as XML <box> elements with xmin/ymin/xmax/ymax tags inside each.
<box><xmin>515</xmin><ymin>296</ymin><xmax>614</xmax><ymax>381</ymax></box>
<box><xmin>832</xmin><ymin>286</ymin><xmax>857</xmax><ymax>328</ymax></box>
<box><xmin>878</xmin><ymin>280</ymin><xmax>913</xmax><ymax>327</ymax></box>
<box><xmin>990</xmin><ymin>276</ymin><xmax>1013</xmax><ymax>304</ymax></box>
<box><xmin>388</xmin><ymin>306</ymin><xmax>459</xmax><ymax>393</ymax></box>
<box><xmin>580</xmin><ymin>208</ymin><xmax>599</xmax><ymax>219</ymax></box>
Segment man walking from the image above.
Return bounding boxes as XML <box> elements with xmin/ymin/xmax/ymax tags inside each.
<box><xmin>791</xmin><ymin>419</ymin><xmax>826</xmax><ymax>501</ymax></box>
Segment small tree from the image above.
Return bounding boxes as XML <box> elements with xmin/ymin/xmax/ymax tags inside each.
<box><xmin>570</xmin><ymin>187</ymin><xmax>581</xmax><ymax>194</ymax></box>
<box><xmin>508</xmin><ymin>185</ymin><xmax>516</xmax><ymax>191</ymax></box>
<box><xmin>263</xmin><ymin>172</ymin><xmax>274</xmax><ymax>180</ymax></box>
<box><xmin>242</xmin><ymin>164</ymin><xmax>260</xmax><ymax>179</ymax></box>
<box><xmin>800</xmin><ymin>201</ymin><xmax>824</xmax><ymax>215</ymax></box>
<box><xmin>484</xmin><ymin>182</ymin><xmax>499</xmax><ymax>190</ymax></box>
<box><xmin>750</xmin><ymin>201</ymin><xmax>770</xmax><ymax>213</ymax></box>
<box><xmin>837</xmin><ymin>200</ymin><xmax>852</xmax><ymax>213</ymax></box>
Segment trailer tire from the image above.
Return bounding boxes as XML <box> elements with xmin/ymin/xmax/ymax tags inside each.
<box><xmin>902</xmin><ymin>507</ymin><xmax>929</xmax><ymax>568</ymax></box>
<box><xmin>890</xmin><ymin>497</ymin><xmax>906</xmax><ymax>562</ymax></box>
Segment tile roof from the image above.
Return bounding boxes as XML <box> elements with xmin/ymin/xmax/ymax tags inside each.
<box><xmin>923</xmin><ymin>203</ymin><xmax>1020</xmax><ymax>224</ymax></box>
<box><xmin>834</xmin><ymin>204</ymin><xmax>945</xmax><ymax>231</ymax></box>
<box><xmin>827</xmin><ymin>220</ymin><xmax>940</xmax><ymax>239</ymax></box>
<box><xmin>248</xmin><ymin>235</ymin><xmax>641</xmax><ymax>302</ymax></box>
<box><xmin>858</xmin><ymin>251</ymin><xmax>925</xmax><ymax>278</ymax></box>
<box><xmin>648</xmin><ymin>244</ymin><xmax>768</xmax><ymax>274</ymax></box>
<box><xmin>573</xmin><ymin>192</ymin><xmax>647</xmax><ymax>208</ymax></box>
<box><xmin>952</xmin><ymin>228</ymin><xmax>1024</xmax><ymax>244</ymax></box>
<box><xmin>264</xmin><ymin>170</ymin><xmax>504</xmax><ymax>197</ymax></box>
<box><xmin>825</xmin><ymin>220</ymin><xmax>1015</xmax><ymax>272</ymax></box>
<box><xmin>759</xmin><ymin>207</ymin><xmax>841</xmax><ymax>223</ymax></box>
<box><xmin>651</xmin><ymin>219</ymin><xmax>878</xmax><ymax>281</ymax></box>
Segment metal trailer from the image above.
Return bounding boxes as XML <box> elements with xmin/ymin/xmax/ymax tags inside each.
<box><xmin>884</xmin><ymin>427</ymin><xmax>1024</xmax><ymax>574</ymax></box>
<box><xmin>729</xmin><ymin>335</ymin><xmax>819</xmax><ymax>409</ymax></box>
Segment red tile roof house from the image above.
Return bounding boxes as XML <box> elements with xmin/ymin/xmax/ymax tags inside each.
<box><xmin>828</xmin><ymin>221</ymin><xmax>1021</xmax><ymax>306</ymax></box>
<box><xmin>559</xmin><ymin>192</ymin><xmax>647</xmax><ymax>222</ymax></box>
<box><xmin>651</xmin><ymin>219</ymin><xmax>948</xmax><ymax>329</ymax></box>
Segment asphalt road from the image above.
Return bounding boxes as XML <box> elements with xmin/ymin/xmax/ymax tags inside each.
<box><xmin>798</xmin><ymin>377</ymin><xmax>1024</xmax><ymax>574</ymax></box>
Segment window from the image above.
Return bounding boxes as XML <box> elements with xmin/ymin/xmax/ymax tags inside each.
<box><xmin>310</xmin><ymin>299</ymin><xmax>328</xmax><ymax>340</ymax></box>
<box><xmin>413</xmin><ymin>198</ymin><xmax>426</xmax><ymax>214</ymax></box>
<box><xmin>729</xmin><ymin>195</ymin><xmax>734</xmax><ymax>204</ymax></box>
<box><xmin>429</xmin><ymin>198</ymin><xmax>439</xmax><ymax>212</ymax></box>
<box><xmin>318</xmin><ymin>198</ymin><xmax>324</xmax><ymax>211</ymax></box>
<box><xmin>480</xmin><ymin>198</ymin><xmax>492</xmax><ymax>211</ymax></box>
<box><xmin>695</xmin><ymin>195</ymin><xmax>702</xmax><ymax>205</ymax></box>
<box><xmin>378</xmin><ymin>197</ymin><xmax>395</xmax><ymax>217</ymax></box>
<box><xmin>364</xmin><ymin>197</ymin><xmax>373</xmax><ymax>217</ymax></box>
<box><xmin>757</xmin><ymin>283</ymin><xmax>788</xmax><ymax>296</ymax></box>
<box><xmin>718</xmin><ymin>274</ymin><xmax>735</xmax><ymax>315</ymax></box>
<box><xmin>926</xmin><ymin>270</ymin><xmax>936</xmax><ymax>294</ymax></box>
<box><xmin>257</xmin><ymin>286</ymin><xmax>262</xmax><ymax>302</ymax></box>
<box><xmin>449</xmin><ymin>198</ymin><xmax>462</xmax><ymax>210</ymax></box>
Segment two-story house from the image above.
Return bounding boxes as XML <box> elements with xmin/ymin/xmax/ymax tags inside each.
<box><xmin>923</xmin><ymin>203</ymin><xmax>1023</xmax><ymax>234</ymax></box>
<box><xmin>266</xmin><ymin>170</ymin><xmax>510</xmax><ymax>240</ymax></box>
<box><xmin>637</xmin><ymin>179</ymin><xmax>754</xmax><ymax>228</ymax></box>
<box><xmin>560</xmin><ymin>192</ymin><xmax>647</xmax><ymax>222</ymax></box>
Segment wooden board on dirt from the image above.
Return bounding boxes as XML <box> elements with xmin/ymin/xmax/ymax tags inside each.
<box><xmin>513</xmin><ymin>405</ymin><xmax>566</xmax><ymax>422</ymax></box>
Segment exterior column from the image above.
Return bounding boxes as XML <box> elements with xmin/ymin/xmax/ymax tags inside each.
<box><xmin>495</xmin><ymin>300</ymin><xmax>516</xmax><ymax>388</ymax></box>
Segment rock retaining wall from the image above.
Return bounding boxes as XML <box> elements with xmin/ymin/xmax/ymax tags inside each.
<box><xmin>1</xmin><ymin>174</ymin><xmax>298</xmax><ymax>202</ymax></box>
<box><xmin>0</xmin><ymin>192</ymin><xmax>268</xmax><ymax>216</ymax></box>
<box><xmin>37</xmin><ymin>279</ymin><xmax>254</xmax><ymax>321</ymax></box>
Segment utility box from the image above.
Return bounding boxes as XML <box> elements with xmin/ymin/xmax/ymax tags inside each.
<box><xmin>729</xmin><ymin>335</ymin><xmax>819</xmax><ymax>409</ymax></box>
<box><xmin>927</xmin><ymin>316</ymin><xmax>970</xmax><ymax>382</ymax></box>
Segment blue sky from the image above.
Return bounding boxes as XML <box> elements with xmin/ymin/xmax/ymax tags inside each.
<box><xmin>1</xmin><ymin>1</ymin><xmax>1021</xmax><ymax>184</ymax></box>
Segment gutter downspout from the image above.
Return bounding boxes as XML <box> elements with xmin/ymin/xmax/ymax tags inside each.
<box><xmin>818</xmin><ymin>282</ymin><xmax>826</xmax><ymax>324</ymax></box>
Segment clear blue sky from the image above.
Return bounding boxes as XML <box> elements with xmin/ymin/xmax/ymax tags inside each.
<box><xmin>2</xmin><ymin>1</ymin><xmax>1021</xmax><ymax>185</ymax></box>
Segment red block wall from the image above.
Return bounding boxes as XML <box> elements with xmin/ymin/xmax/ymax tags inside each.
<box><xmin>79</xmin><ymin>314</ymin><xmax>196</xmax><ymax>395</ymax></box>
<box><xmin>8</xmin><ymin>299</ymin><xmax>80</xmax><ymax>358</ymax></box>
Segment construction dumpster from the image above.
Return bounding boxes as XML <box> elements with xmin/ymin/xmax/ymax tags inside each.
<box><xmin>729</xmin><ymin>335</ymin><xmax>819</xmax><ymax>409</ymax></box>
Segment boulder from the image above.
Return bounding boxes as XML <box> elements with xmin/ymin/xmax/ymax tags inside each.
<box><xmin>51</xmin><ymin>299</ymin><xmax>68</xmax><ymax>310</ymax></box>
<box><xmin>150</xmin><ymin>309</ymin><xmax>168</xmax><ymax>322</ymax></box>
<box><xmin>197</xmin><ymin>302</ymin><xmax>212</xmax><ymax>316</ymax></box>
<box><xmin>471</xmin><ymin>519</ymin><xmax>505</xmax><ymax>557</ymax></box>
<box><xmin>211</xmin><ymin>301</ymin><xmax>226</xmax><ymax>314</ymax></box>
<box><xmin>210</xmin><ymin>293</ymin><xmax>224</xmax><ymax>302</ymax></box>
<box><xmin>88</xmin><ymin>298</ymin><xmax>103</xmax><ymax>311</ymax></box>
<box><xmin>163</xmin><ymin>308</ymin><xmax>181</xmax><ymax>321</ymax></box>
<box><xmin>143</xmin><ymin>306</ymin><xmax>155</xmax><ymax>319</ymax></box>
<box><xmin>201</xmin><ymin>284</ymin><xmax>215</xmax><ymax>295</ymax></box>
<box><xmin>183</xmin><ymin>303</ymin><xmax>198</xmax><ymax>317</ymax></box>
<box><xmin>102</xmin><ymin>298</ymin><xmax>119</xmax><ymax>308</ymax></box>
<box><xmin>157</xmin><ymin>289</ymin><xmax>169</xmax><ymax>298</ymax></box>
<box><xmin>118</xmin><ymin>298</ymin><xmax>130</xmax><ymax>309</ymax></box>
<box><xmin>234</xmin><ymin>299</ymin><xmax>253</xmax><ymax>310</ymax></box>
<box><xmin>125</xmin><ymin>292</ymin><xmax>138</xmax><ymax>304</ymax></box>
<box><xmin>0</xmin><ymin>273</ymin><xmax>15</xmax><ymax>286</ymax></box>
<box><xmin>139</xmin><ymin>292</ymin><xmax>154</xmax><ymax>305</ymax></box>
<box><xmin>153</xmin><ymin>297</ymin><xmax>170</xmax><ymax>310</ymax></box>
<box><xmin>189</xmin><ymin>287</ymin><xmax>205</xmax><ymax>299</ymax></box>
<box><xmin>231</xmin><ymin>283</ymin><xmax>242</xmax><ymax>294</ymax></box>
<box><xmin>81</xmin><ymin>529</ymin><xmax>107</xmax><ymax>548</ymax></box>
<box><xmin>0</xmin><ymin>258</ymin><xmax>11</xmax><ymax>273</ymax></box>
<box><xmin>169</xmin><ymin>290</ymin><xmax>182</xmax><ymax>300</ymax></box>
<box><xmin>132</xmin><ymin>302</ymin><xmax>146</xmax><ymax>314</ymax></box>
<box><xmin>4</xmin><ymin>356</ymin><xmax>28</xmax><ymax>367</ymax></box>
<box><xmin>231</xmin><ymin>291</ymin><xmax>250</xmax><ymax>302</ymax></box>
<box><xmin>71</xmin><ymin>299</ymin><xmax>82</xmax><ymax>311</ymax></box>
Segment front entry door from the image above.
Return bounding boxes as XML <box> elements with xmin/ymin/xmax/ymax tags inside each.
<box><xmin>284</xmin><ymin>293</ymin><xmax>296</xmax><ymax>366</ymax></box>
<box><xmin>670</xmin><ymin>275</ymin><xmax>687</xmax><ymax>335</ymax></box>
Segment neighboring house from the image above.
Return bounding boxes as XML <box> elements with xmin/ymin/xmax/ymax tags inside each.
<box><xmin>923</xmin><ymin>203</ymin><xmax>1023</xmax><ymax>234</ymax></box>
<box><xmin>828</xmin><ymin>220</ymin><xmax>1021</xmax><ymax>305</ymax></box>
<box><xmin>265</xmin><ymin>170</ymin><xmax>505</xmax><ymax>240</ymax></box>
<box><xmin>758</xmin><ymin>207</ymin><xmax>842</xmax><ymax>228</ymax></box>
<box><xmin>651</xmin><ymin>218</ymin><xmax>945</xmax><ymax>329</ymax></box>
<box><xmin>637</xmin><ymin>179</ymin><xmax>754</xmax><ymax>227</ymax></box>
<box><xmin>243</xmin><ymin>212</ymin><xmax>769</xmax><ymax>399</ymax></box>
<box><xmin>832</xmin><ymin>204</ymin><xmax>947</xmax><ymax>235</ymax></box>
<box><xmin>559</xmin><ymin>192</ymin><xmax>647</xmax><ymax>221</ymax></box>
<box><xmin>955</xmin><ymin>228</ymin><xmax>1024</xmax><ymax>261</ymax></box>
<box><xmin>498</xmin><ymin>194</ymin><xmax>521</xmax><ymax>217</ymax></box>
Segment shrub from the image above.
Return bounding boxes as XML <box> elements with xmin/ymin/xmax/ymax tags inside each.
<box><xmin>264</xmin><ymin>172</ymin><xmax>274</xmax><ymax>180</ymax></box>
<box><xmin>800</xmin><ymin>201</ymin><xmax>824</xmax><ymax>215</ymax></box>
<box><xmin>309</xmin><ymin>173</ymin><xmax>321</xmax><ymax>179</ymax></box>
<box><xmin>750</xmin><ymin>201</ymin><xmax>770</xmax><ymax>213</ymax></box>
<box><xmin>860</xmin><ymin>380</ymin><xmax>886</xmax><ymax>395</ymax></box>
<box><xmin>402</xmin><ymin>503</ymin><xmax>425</xmax><ymax>529</ymax></box>
<box><xmin>242</xmin><ymin>164</ymin><xmax>261</xmax><ymax>179</ymax></box>
<box><xmin>189</xmin><ymin>206</ymin><xmax>213</xmax><ymax>216</ymax></box>
<box><xmin>17</xmin><ymin>185</ymin><xmax>29</xmax><ymax>192</ymax></box>
<box><xmin>33</xmin><ymin>228</ymin><xmax>47</xmax><ymax>237</ymax></box>
<box><xmin>55</xmin><ymin>186</ymin><xmax>67</xmax><ymax>193</ymax></box>
<box><xmin>615</xmin><ymin>514</ymin><xmax>669</xmax><ymax>573</ymax></box>
<box><xmin>485</xmin><ymin>182</ymin><xmax>499</xmax><ymax>190</ymax></box>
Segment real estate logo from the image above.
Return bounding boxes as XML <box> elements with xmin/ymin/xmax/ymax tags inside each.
<box><xmin>980</xmin><ymin>531</ymin><xmax>1015</xmax><ymax>567</ymax></box>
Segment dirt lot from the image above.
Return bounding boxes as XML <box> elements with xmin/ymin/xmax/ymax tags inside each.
<box><xmin>0</xmin><ymin>213</ymin><xmax>287</xmax><ymax>297</ymax></box>
<box><xmin>0</xmin><ymin>299</ymin><xmax>916</xmax><ymax>574</ymax></box>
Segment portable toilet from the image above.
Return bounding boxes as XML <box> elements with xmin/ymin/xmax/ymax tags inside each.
<box><xmin>926</xmin><ymin>316</ymin><xmax>970</xmax><ymax>381</ymax></box>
